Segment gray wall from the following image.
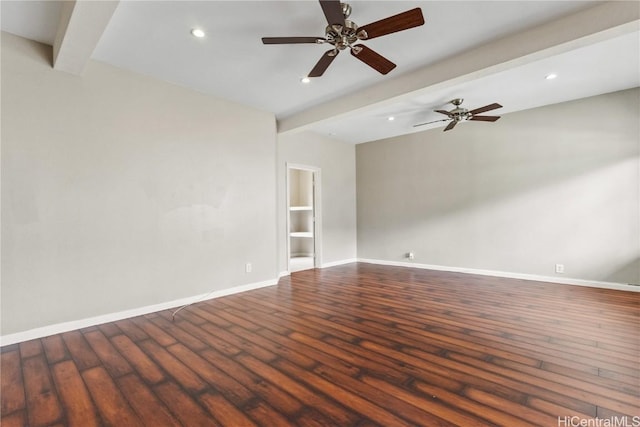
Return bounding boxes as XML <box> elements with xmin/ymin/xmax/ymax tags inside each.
<box><xmin>1</xmin><ymin>33</ymin><xmax>278</xmax><ymax>335</ymax></box>
<box><xmin>277</xmin><ymin>131</ymin><xmax>357</xmax><ymax>273</ymax></box>
<box><xmin>357</xmin><ymin>88</ymin><xmax>639</xmax><ymax>284</ymax></box>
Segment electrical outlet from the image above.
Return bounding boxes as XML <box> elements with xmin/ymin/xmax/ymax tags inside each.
<box><xmin>245</xmin><ymin>263</ymin><xmax>252</xmax><ymax>273</ymax></box>
<box><xmin>407</xmin><ymin>252</ymin><xmax>415</xmax><ymax>260</ymax></box>
<box><xmin>555</xmin><ymin>263</ymin><xmax>564</xmax><ymax>274</ymax></box>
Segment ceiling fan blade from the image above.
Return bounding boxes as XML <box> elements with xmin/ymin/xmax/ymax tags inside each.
<box><xmin>469</xmin><ymin>115</ymin><xmax>501</xmax><ymax>122</ymax></box>
<box><xmin>469</xmin><ymin>103</ymin><xmax>502</xmax><ymax>115</ymax></box>
<box><xmin>413</xmin><ymin>119</ymin><xmax>449</xmax><ymax>128</ymax></box>
<box><xmin>262</xmin><ymin>37</ymin><xmax>324</xmax><ymax>44</ymax></box>
<box><xmin>444</xmin><ymin>121</ymin><xmax>458</xmax><ymax>132</ymax></box>
<box><xmin>308</xmin><ymin>49</ymin><xmax>339</xmax><ymax>77</ymax></box>
<box><xmin>319</xmin><ymin>0</ymin><xmax>345</xmax><ymax>26</ymax></box>
<box><xmin>434</xmin><ymin>109</ymin><xmax>453</xmax><ymax>117</ymax></box>
<box><xmin>350</xmin><ymin>45</ymin><xmax>396</xmax><ymax>75</ymax></box>
<box><xmin>358</xmin><ymin>8</ymin><xmax>425</xmax><ymax>40</ymax></box>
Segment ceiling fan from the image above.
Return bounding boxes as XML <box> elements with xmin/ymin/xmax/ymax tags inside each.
<box><xmin>261</xmin><ymin>1</ymin><xmax>425</xmax><ymax>77</ymax></box>
<box><xmin>414</xmin><ymin>99</ymin><xmax>503</xmax><ymax>131</ymax></box>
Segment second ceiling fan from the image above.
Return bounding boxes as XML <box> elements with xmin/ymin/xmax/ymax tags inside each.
<box><xmin>414</xmin><ymin>99</ymin><xmax>503</xmax><ymax>132</ymax></box>
<box><xmin>262</xmin><ymin>1</ymin><xmax>425</xmax><ymax>77</ymax></box>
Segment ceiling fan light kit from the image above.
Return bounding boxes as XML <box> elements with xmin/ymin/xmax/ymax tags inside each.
<box><xmin>262</xmin><ymin>0</ymin><xmax>424</xmax><ymax>77</ymax></box>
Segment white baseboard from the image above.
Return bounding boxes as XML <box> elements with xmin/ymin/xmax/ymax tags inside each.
<box><xmin>11</xmin><ymin>260</ymin><xmax>630</xmax><ymax>346</ymax></box>
<box><xmin>357</xmin><ymin>258</ymin><xmax>639</xmax><ymax>292</ymax></box>
<box><xmin>279</xmin><ymin>271</ymin><xmax>291</xmax><ymax>278</ymax></box>
<box><xmin>321</xmin><ymin>258</ymin><xmax>358</xmax><ymax>268</ymax></box>
<box><xmin>0</xmin><ymin>278</ymin><xmax>278</xmax><ymax>346</ymax></box>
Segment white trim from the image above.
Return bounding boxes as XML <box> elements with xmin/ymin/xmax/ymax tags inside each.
<box><xmin>0</xmin><ymin>278</ymin><xmax>278</xmax><ymax>346</ymax></box>
<box><xmin>357</xmin><ymin>258</ymin><xmax>640</xmax><ymax>292</ymax></box>
<box><xmin>321</xmin><ymin>258</ymin><xmax>358</xmax><ymax>268</ymax></box>
<box><xmin>279</xmin><ymin>270</ymin><xmax>291</xmax><ymax>278</ymax></box>
<box><xmin>286</xmin><ymin>163</ymin><xmax>322</xmax><ymax>270</ymax></box>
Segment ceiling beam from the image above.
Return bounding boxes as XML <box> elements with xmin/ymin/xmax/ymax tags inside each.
<box><xmin>278</xmin><ymin>1</ymin><xmax>640</xmax><ymax>135</ymax></box>
<box><xmin>53</xmin><ymin>0</ymin><xmax>120</xmax><ymax>75</ymax></box>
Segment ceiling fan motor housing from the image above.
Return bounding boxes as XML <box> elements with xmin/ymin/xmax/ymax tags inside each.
<box><xmin>452</xmin><ymin>109</ymin><xmax>471</xmax><ymax>121</ymax></box>
<box><xmin>325</xmin><ymin>16</ymin><xmax>369</xmax><ymax>51</ymax></box>
<box><xmin>449</xmin><ymin>99</ymin><xmax>471</xmax><ymax>121</ymax></box>
<box><xmin>325</xmin><ymin>20</ymin><xmax>361</xmax><ymax>50</ymax></box>
<box><xmin>323</xmin><ymin>3</ymin><xmax>371</xmax><ymax>52</ymax></box>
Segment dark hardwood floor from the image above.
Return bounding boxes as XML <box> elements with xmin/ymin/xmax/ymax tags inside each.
<box><xmin>2</xmin><ymin>263</ymin><xmax>639</xmax><ymax>426</ymax></box>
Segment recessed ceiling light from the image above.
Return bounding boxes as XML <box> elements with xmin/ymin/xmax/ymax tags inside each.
<box><xmin>387</xmin><ymin>116</ymin><xmax>395</xmax><ymax>121</ymax></box>
<box><xmin>301</xmin><ymin>77</ymin><xmax>311</xmax><ymax>84</ymax></box>
<box><xmin>545</xmin><ymin>73</ymin><xmax>557</xmax><ymax>80</ymax></box>
<box><xmin>191</xmin><ymin>28</ymin><xmax>205</xmax><ymax>38</ymax></box>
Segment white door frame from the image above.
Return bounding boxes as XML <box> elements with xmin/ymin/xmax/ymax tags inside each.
<box><xmin>286</xmin><ymin>163</ymin><xmax>322</xmax><ymax>272</ymax></box>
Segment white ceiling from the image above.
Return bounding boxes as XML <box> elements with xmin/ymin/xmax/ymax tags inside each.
<box><xmin>1</xmin><ymin>1</ymin><xmax>639</xmax><ymax>144</ymax></box>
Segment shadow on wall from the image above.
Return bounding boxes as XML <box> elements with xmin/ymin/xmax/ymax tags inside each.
<box><xmin>604</xmin><ymin>257</ymin><xmax>640</xmax><ymax>285</ymax></box>
<box><xmin>14</xmin><ymin>34</ymin><xmax>53</xmax><ymax>66</ymax></box>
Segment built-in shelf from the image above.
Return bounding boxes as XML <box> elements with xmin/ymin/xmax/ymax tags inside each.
<box><xmin>290</xmin><ymin>232</ymin><xmax>313</xmax><ymax>238</ymax></box>
<box><xmin>289</xmin><ymin>168</ymin><xmax>315</xmax><ymax>270</ymax></box>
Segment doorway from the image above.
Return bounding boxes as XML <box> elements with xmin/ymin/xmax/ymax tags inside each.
<box><xmin>287</xmin><ymin>165</ymin><xmax>321</xmax><ymax>272</ymax></box>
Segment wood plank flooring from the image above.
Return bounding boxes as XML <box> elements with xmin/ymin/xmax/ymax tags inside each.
<box><xmin>2</xmin><ymin>263</ymin><xmax>639</xmax><ymax>426</ymax></box>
